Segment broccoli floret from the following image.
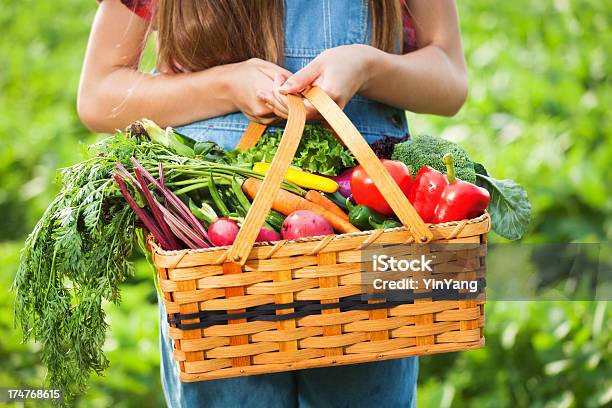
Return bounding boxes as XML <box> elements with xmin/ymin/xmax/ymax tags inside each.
<box><xmin>391</xmin><ymin>135</ymin><xmax>476</xmax><ymax>183</ymax></box>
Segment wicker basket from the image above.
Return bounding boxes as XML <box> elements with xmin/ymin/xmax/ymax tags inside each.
<box><xmin>148</xmin><ymin>87</ymin><xmax>490</xmax><ymax>382</ymax></box>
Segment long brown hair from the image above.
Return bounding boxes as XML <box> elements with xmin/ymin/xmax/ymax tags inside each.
<box><xmin>156</xmin><ymin>1</ymin><xmax>404</xmax><ymax>73</ymax></box>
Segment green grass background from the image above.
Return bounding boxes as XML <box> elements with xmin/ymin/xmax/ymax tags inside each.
<box><xmin>0</xmin><ymin>0</ymin><xmax>610</xmax><ymax>406</ymax></box>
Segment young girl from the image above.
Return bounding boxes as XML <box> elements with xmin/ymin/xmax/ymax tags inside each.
<box><xmin>79</xmin><ymin>1</ymin><xmax>467</xmax><ymax>406</ymax></box>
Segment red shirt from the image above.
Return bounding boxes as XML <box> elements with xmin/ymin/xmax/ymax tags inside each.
<box><xmin>114</xmin><ymin>0</ymin><xmax>417</xmax><ymax>52</ymax></box>
<box><xmin>118</xmin><ymin>0</ymin><xmax>152</xmax><ymax>20</ymax></box>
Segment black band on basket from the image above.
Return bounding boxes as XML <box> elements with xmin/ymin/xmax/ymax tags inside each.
<box><xmin>167</xmin><ymin>279</ymin><xmax>486</xmax><ymax>330</ymax></box>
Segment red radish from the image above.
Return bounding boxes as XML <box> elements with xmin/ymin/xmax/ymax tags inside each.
<box><xmin>281</xmin><ymin>210</ymin><xmax>334</xmax><ymax>240</ymax></box>
<box><xmin>208</xmin><ymin>218</ymin><xmax>239</xmax><ymax>246</ymax></box>
<box><xmin>256</xmin><ymin>227</ymin><xmax>281</xmax><ymax>242</ymax></box>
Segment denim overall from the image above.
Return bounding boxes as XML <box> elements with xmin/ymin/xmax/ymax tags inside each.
<box><xmin>160</xmin><ymin>1</ymin><xmax>418</xmax><ymax>406</ymax></box>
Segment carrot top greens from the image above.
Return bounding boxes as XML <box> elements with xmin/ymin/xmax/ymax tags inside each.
<box><xmin>12</xmin><ymin>126</ymin><xmax>302</xmax><ymax>404</ymax></box>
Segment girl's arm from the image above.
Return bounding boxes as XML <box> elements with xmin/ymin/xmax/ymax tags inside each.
<box><xmin>78</xmin><ymin>0</ymin><xmax>290</xmax><ymax>132</ymax></box>
<box><xmin>265</xmin><ymin>0</ymin><xmax>467</xmax><ymax>117</ymax></box>
<box><xmin>360</xmin><ymin>0</ymin><xmax>468</xmax><ymax>116</ymax></box>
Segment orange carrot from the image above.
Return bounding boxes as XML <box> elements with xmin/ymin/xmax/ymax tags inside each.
<box><xmin>305</xmin><ymin>190</ymin><xmax>349</xmax><ymax>221</ymax></box>
<box><xmin>242</xmin><ymin>178</ymin><xmax>359</xmax><ymax>234</ymax></box>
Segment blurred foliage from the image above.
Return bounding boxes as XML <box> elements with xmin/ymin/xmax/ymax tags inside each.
<box><xmin>408</xmin><ymin>0</ymin><xmax>612</xmax><ymax>244</ymax></box>
<box><xmin>0</xmin><ymin>1</ymin><xmax>96</xmax><ymax>241</ymax></box>
<box><xmin>0</xmin><ymin>0</ymin><xmax>609</xmax><ymax>407</ymax></box>
<box><xmin>0</xmin><ymin>242</ymin><xmax>164</xmax><ymax>407</ymax></box>
<box><xmin>418</xmin><ymin>301</ymin><xmax>611</xmax><ymax>408</ymax></box>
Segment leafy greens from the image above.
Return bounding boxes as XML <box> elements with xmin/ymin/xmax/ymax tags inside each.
<box><xmin>227</xmin><ymin>124</ymin><xmax>355</xmax><ymax>176</ymax></box>
<box><xmin>13</xmin><ymin>127</ymin><xmax>305</xmax><ymax>404</ymax></box>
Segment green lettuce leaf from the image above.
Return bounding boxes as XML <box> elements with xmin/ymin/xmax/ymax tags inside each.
<box><xmin>228</xmin><ymin>125</ymin><xmax>355</xmax><ymax>175</ymax></box>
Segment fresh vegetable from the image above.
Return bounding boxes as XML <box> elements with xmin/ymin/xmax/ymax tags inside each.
<box><xmin>140</xmin><ymin>119</ymin><xmax>195</xmax><ymax>158</ymax></box>
<box><xmin>331</xmin><ymin>167</ymin><xmax>354</xmax><ymax>197</ymax></box>
<box><xmin>391</xmin><ymin>135</ymin><xmax>477</xmax><ymax>183</ymax></box>
<box><xmin>253</xmin><ymin>162</ymin><xmax>338</xmax><ymax>193</ymax></box>
<box><xmin>256</xmin><ymin>227</ymin><xmax>281</xmax><ymax>242</ymax></box>
<box><xmin>408</xmin><ymin>166</ymin><xmax>449</xmax><ymax>223</ymax></box>
<box><xmin>322</xmin><ymin>191</ymin><xmax>350</xmax><ymax>212</ymax></box>
<box><xmin>369</xmin><ymin>218</ymin><xmax>402</xmax><ymax>229</ymax></box>
<box><xmin>193</xmin><ymin>140</ymin><xmax>230</xmax><ymax>163</ymax></box>
<box><xmin>369</xmin><ymin>135</ymin><xmax>409</xmax><ymax>159</ymax></box>
<box><xmin>346</xmin><ymin>200</ymin><xmax>398</xmax><ymax>231</ymax></box>
<box><xmin>195</xmin><ymin>199</ymin><xmax>280</xmax><ymax>244</ymax></box>
<box><xmin>347</xmin><ymin>204</ymin><xmax>384</xmax><ymax>230</ymax></box>
<box><xmin>14</xmin><ymin>134</ymin><xmax>150</xmax><ymax>403</ymax></box>
<box><xmin>208</xmin><ymin>218</ymin><xmax>240</xmax><ymax>246</ymax></box>
<box><xmin>281</xmin><ymin>210</ymin><xmax>334</xmax><ymax>240</ymax></box>
<box><xmin>189</xmin><ymin>200</ymin><xmax>218</xmax><ymax>227</ymax></box>
<box><xmin>228</xmin><ymin>124</ymin><xmax>355</xmax><ymax>176</ymax></box>
<box><xmin>430</xmin><ymin>154</ymin><xmax>491</xmax><ymax>223</ymax></box>
<box><xmin>350</xmin><ymin>159</ymin><xmax>412</xmax><ymax>216</ymax></box>
<box><xmin>392</xmin><ymin>135</ymin><xmax>531</xmax><ymax>237</ymax></box>
<box><xmin>115</xmin><ymin>163</ymin><xmax>180</xmax><ymax>249</ymax></box>
<box><xmin>228</xmin><ymin>176</ymin><xmax>283</xmax><ymax>232</ymax></box>
<box><xmin>114</xmin><ymin>172</ymin><xmax>176</xmax><ymax>250</ymax></box>
<box><xmin>242</xmin><ymin>178</ymin><xmax>358</xmax><ymax>234</ymax></box>
<box><xmin>305</xmin><ymin>190</ymin><xmax>348</xmax><ymax>220</ymax></box>
<box><xmin>116</xmin><ymin>159</ymin><xmax>211</xmax><ymax>249</ymax></box>
<box><xmin>264</xmin><ymin>210</ymin><xmax>286</xmax><ymax>232</ymax></box>
<box><xmin>14</xmin><ymin>114</ymin><xmax>529</xmax><ymax>405</ymax></box>
<box><xmin>208</xmin><ymin>175</ymin><xmax>230</xmax><ymax>217</ymax></box>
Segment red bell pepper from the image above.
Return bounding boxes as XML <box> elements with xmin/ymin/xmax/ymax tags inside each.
<box><xmin>433</xmin><ymin>154</ymin><xmax>490</xmax><ymax>223</ymax></box>
<box><xmin>350</xmin><ymin>159</ymin><xmax>412</xmax><ymax>216</ymax></box>
<box><xmin>408</xmin><ymin>166</ymin><xmax>447</xmax><ymax>223</ymax></box>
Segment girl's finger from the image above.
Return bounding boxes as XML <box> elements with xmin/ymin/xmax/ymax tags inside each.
<box><xmin>265</xmin><ymin>102</ymin><xmax>288</xmax><ymax>120</ymax></box>
<box><xmin>273</xmin><ymin>73</ymin><xmax>286</xmax><ymax>87</ymax></box>
<box><xmin>256</xmin><ymin>89</ymin><xmax>272</xmax><ymax>104</ymax></box>
<box><xmin>268</xmin><ymin>88</ymin><xmax>290</xmax><ymax>117</ymax></box>
<box><xmin>245</xmin><ymin>113</ymin><xmax>275</xmax><ymax>125</ymax></box>
<box><xmin>272</xmin><ymin>74</ymin><xmax>289</xmax><ymax>113</ymax></box>
<box><xmin>257</xmin><ymin>89</ymin><xmax>287</xmax><ymax>116</ymax></box>
<box><xmin>271</xmin><ymin>89</ymin><xmax>289</xmax><ymax>114</ymax></box>
<box><xmin>278</xmin><ymin>63</ymin><xmax>320</xmax><ymax>94</ymax></box>
<box><xmin>265</xmin><ymin>91</ymin><xmax>289</xmax><ymax>119</ymax></box>
<box><xmin>256</xmin><ymin>90</ymin><xmax>284</xmax><ymax>114</ymax></box>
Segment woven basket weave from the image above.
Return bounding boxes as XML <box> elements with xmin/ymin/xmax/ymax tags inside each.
<box><xmin>148</xmin><ymin>87</ymin><xmax>490</xmax><ymax>382</ymax></box>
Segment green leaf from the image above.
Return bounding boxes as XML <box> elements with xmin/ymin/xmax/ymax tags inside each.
<box><xmin>173</xmin><ymin>129</ymin><xmax>196</xmax><ymax>149</ymax></box>
<box><xmin>476</xmin><ymin>174</ymin><xmax>532</xmax><ymax>240</ymax></box>
<box><xmin>227</xmin><ymin>125</ymin><xmax>355</xmax><ymax>175</ymax></box>
<box><xmin>194</xmin><ymin>141</ymin><xmax>229</xmax><ymax>163</ymax></box>
<box><xmin>292</xmin><ymin>126</ymin><xmax>355</xmax><ymax>175</ymax></box>
<box><xmin>473</xmin><ymin>162</ymin><xmax>489</xmax><ymax>177</ymax></box>
<box><xmin>166</xmin><ymin>132</ymin><xmax>194</xmax><ymax>158</ymax></box>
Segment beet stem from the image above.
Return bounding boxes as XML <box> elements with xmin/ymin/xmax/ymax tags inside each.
<box><xmin>130</xmin><ymin>157</ymin><xmax>210</xmax><ymax>243</ymax></box>
<box><xmin>158</xmin><ymin>205</ymin><xmax>209</xmax><ymax>248</ymax></box>
<box><xmin>132</xmin><ymin>166</ymin><xmax>182</xmax><ymax>250</ymax></box>
<box><xmin>113</xmin><ymin>173</ymin><xmax>173</xmax><ymax>249</ymax></box>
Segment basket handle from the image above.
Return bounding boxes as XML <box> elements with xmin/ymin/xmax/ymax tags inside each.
<box><xmin>226</xmin><ymin>94</ymin><xmax>306</xmax><ymax>263</ymax></box>
<box><xmin>302</xmin><ymin>87</ymin><xmax>432</xmax><ymax>242</ymax></box>
<box><xmin>235</xmin><ymin>122</ymin><xmax>267</xmax><ymax>149</ymax></box>
<box><xmin>226</xmin><ymin>87</ymin><xmax>432</xmax><ymax>265</ymax></box>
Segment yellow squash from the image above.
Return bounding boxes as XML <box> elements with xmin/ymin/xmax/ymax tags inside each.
<box><xmin>252</xmin><ymin>162</ymin><xmax>338</xmax><ymax>193</ymax></box>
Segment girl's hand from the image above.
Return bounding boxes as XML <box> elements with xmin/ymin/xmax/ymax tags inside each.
<box><xmin>227</xmin><ymin>58</ymin><xmax>293</xmax><ymax>124</ymax></box>
<box><xmin>257</xmin><ymin>45</ymin><xmax>375</xmax><ymax>119</ymax></box>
